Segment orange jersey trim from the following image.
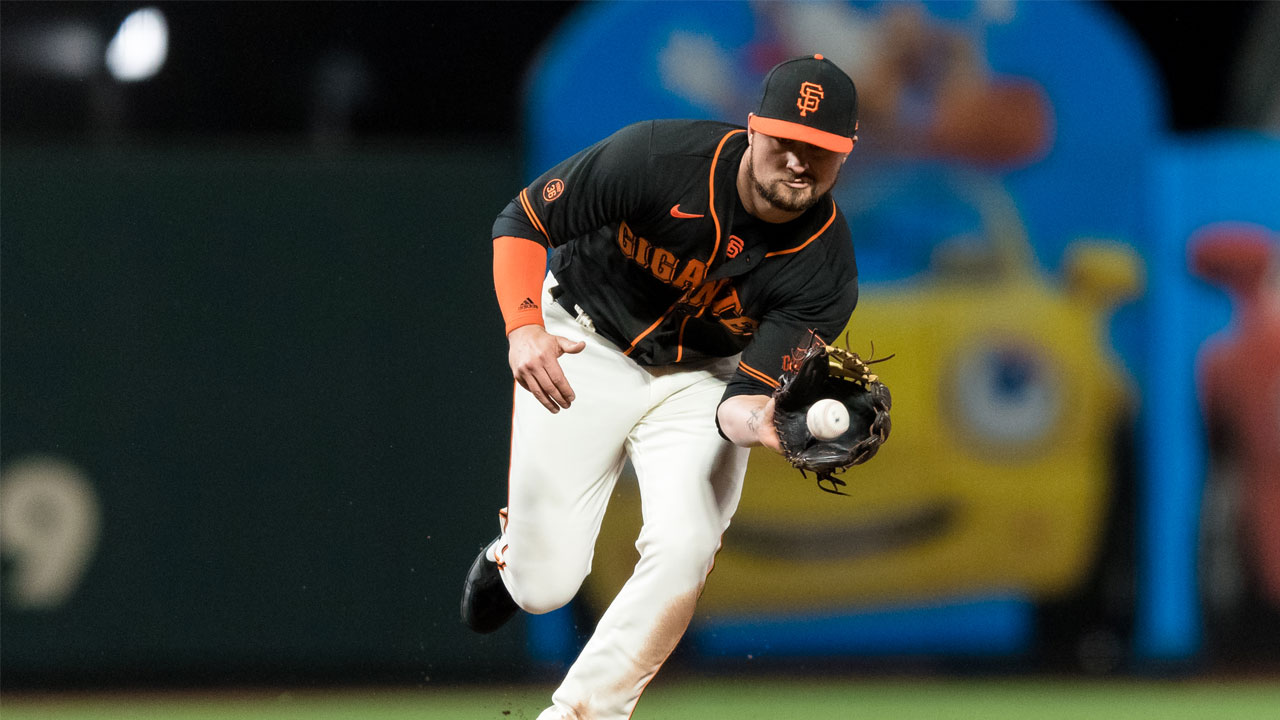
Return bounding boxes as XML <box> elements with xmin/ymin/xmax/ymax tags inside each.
<box><xmin>765</xmin><ymin>199</ymin><xmax>837</xmax><ymax>258</ymax></box>
<box><xmin>518</xmin><ymin>188</ymin><xmax>551</xmax><ymax>241</ymax></box>
<box><xmin>622</xmin><ymin>304</ymin><xmax>680</xmax><ymax>356</ymax></box>
<box><xmin>626</xmin><ymin>130</ymin><xmax>743</xmax><ymax>359</ymax></box>
<box><xmin>707</xmin><ymin>129</ymin><xmax>746</xmax><ymax>268</ymax></box>
<box><xmin>624</xmin><ymin>129</ymin><xmax>746</xmax><ymax>359</ymax></box>
<box><xmin>675</xmin><ymin>315</ymin><xmax>692</xmax><ymax>363</ymax></box>
<box><xmin>738</xmin><ymin>360</ymin><xmax>780</xmax><ymax>389</ymax></box>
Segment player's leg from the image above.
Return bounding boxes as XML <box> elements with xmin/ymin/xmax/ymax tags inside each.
<box><xmin>464</xmin><ymin>276</ymin><xmax>651</xmax><ymax>628</ymax></box>
<box><xmin>543</xmin><ymin>357</ymin><xmax>749</xmax><ymax>720</ymax></box>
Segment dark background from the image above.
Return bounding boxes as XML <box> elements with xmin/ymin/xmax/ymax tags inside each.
<box><xmin>0</xmin><ymin>1</ymin><xmax>1267</xmax><ymax>141</ymax></box>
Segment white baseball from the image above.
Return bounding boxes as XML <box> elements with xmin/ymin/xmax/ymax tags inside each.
<box><xmin>807</xmin><ymin>399</ymin><xmax>850</xmax><ymax>441</ymax></box>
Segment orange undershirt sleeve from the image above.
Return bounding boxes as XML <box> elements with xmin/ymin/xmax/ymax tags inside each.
<box><xmin>493</xmin><ymin>235</ymin><xmax>549</xmax><ymax>334</ymax></box>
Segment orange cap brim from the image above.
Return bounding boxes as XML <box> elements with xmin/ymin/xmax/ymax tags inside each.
<box><xmin>749</xmin><ymin>115</ymin><xmax>854</xmax><ymax>153</ymax></box>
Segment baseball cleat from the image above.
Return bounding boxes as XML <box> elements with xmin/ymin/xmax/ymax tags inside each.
<box><xmin>460</xmin><ymin>540</ymin><xmax>519</xmax><ymax>633</ymax></box>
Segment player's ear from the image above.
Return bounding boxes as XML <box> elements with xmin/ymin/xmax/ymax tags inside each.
<box><xmin>745</xmin><ymin>114</ymin><xmax>756</xmax><ymax>145</ymax></box>
<box><xmin>838</xmin><ymin>136</ymin><xmax>856</xmax><ymax>164</ymax></box>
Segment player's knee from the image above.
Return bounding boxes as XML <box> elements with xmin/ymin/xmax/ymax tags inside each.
<box><xmin>637</xmin><ymin>527</ymin><xmax>721</xmax><ymax>585</ymax></box>
<box><xmin>505</xmin><ymin>564</ymin><xmax>585</xmax><ymax>615</ymax></box>
<box><xmin>658</xmin><ymin>525</ymin><xmax>723</xmax><ymax>558</ymax></box>
<box><xmin>511</xmin><ymin>586</ymin><xmax>577</xmax><ymax>615</ymax></box>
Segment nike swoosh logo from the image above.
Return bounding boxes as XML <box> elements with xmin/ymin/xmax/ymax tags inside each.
<box><xmin>670</xmin><ymin>204</ymin><xmax>705</xmax><ymax>219</ymax></box>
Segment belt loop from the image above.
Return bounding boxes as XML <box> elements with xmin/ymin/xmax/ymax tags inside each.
<box><xmin>573</xmin><ymin>306</ymin><xmax>596</xmax><ymax>333</ymax></box>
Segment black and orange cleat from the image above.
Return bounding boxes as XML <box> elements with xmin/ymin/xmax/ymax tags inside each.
<box><xmin>460</xmin><ymin>540</ymin><xmax>519</xmax><ymax>633</ymax></box>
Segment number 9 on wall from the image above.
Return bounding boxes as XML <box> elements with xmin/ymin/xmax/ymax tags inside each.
<box><xmin>0</xmin><ymin>456</ymin><xmax>102</xmax><ymax>609</ymax></box>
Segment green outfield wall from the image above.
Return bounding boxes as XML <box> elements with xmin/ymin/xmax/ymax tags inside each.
<box><xmin>0</xmin><ymin>144</ymin><xmax>528</xmax><ymax>686</ymax></box>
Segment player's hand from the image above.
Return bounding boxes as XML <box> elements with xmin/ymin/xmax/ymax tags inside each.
<box><xmin>507</xmin><ymin>324</ymin><xmax>586</xmax><ymax>413</ymax></box>
<box><xmin>755</xmin><ymin>396</ymin><xmax>782</xmax><ymax>452</ymax></box>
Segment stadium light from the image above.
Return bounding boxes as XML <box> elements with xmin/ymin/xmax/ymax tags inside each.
<box><xmin>105</xmin><ymin>7</ymin><xmax>168</xmax><ymax>82</ymax></box>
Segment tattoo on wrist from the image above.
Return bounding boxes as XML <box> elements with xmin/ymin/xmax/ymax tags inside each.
<box><xmin>746</xmin><ymin>407</ymin><xmax>762</xmax><ymax>435</ymax></box>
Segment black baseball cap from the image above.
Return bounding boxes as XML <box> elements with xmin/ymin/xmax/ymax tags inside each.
<box><xmin>750</xmin><ymin>54</ymin><xmax>858</xmax><ymax>153</ymax></box>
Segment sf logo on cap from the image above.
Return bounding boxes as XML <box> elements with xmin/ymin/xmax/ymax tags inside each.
<box><xmin>796</xmin><ymin>82</ymin><xmax>824</xmax><ymax>116</ymax></box>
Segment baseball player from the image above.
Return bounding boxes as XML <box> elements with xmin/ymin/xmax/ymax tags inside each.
<box><xmin>461</xmin><ymin>55</ymin><xmax>860</xmax><ymax>720</ymax></box>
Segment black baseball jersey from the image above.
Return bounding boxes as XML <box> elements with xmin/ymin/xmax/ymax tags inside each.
<box><xmin>492</xmin><ymin>119</ymin><xmax>859</xmax><ymax>401</ymax></box>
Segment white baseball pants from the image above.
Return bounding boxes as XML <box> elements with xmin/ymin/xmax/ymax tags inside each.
<box><xmin>491</xmin><ymin>273</ymin><xmax>749</xmax><ymax>720</ymax></box>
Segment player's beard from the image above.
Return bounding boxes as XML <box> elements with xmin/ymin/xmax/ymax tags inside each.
<box><xmin>747</xmin><ymin>153</ymin><xmax>832</xmax><ymax>214</ymax></box>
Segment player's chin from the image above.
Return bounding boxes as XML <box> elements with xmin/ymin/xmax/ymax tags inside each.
<box><xmin>769</xmin><ymin>186</ymin><xmax>817</xmax><ymax>213</ymax></box>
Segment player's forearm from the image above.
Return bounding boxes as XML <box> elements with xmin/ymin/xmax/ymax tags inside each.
<box><xmin>493</xmin><ymin>235</ymin><xmax>548</xmax><ymax>334</ymax></box>
<box><xmin>717</xmin><ymin>394</ymin><xmax>782</xmax><ymax>452</ymax></box>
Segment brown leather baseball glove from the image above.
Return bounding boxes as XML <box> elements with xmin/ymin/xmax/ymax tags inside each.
<box><xmin>772</xmin><ymin>339</ymin><xmax>893</xmax><ymax>495</ymax></box>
